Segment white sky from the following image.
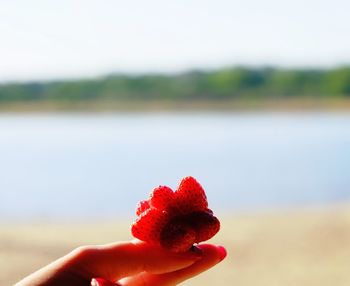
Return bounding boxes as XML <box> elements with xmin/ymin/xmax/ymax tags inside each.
<box><xmin>0</xmin><ymin>0</ymin><xmax>350</xmax><ymax>82</ymax></box>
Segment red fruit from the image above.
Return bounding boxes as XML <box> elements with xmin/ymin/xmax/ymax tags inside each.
<box><xmin>160</xmin><ymin>218</ymin><xmax>196</xmax><ymax>253</ymax></box>
<box><xmin>173</xmin><ymin>176</ymin><xmax>208</xmax><ymax>214</ymax></box>
<box><xmin>131</xmin><ymin>208</ymin><xmax>169</xmax><ymax>243</ymax></box>
<box><xmin>131</xmin><ymin>176</ymin><xmax>220</xmax><ymax>253</ymax></box>
<box><xmin>136</xmin><ymin>200</ymin><xmax>150</xmax><ymax>216</ymax></box>
<box><xmin>149</xmin><ymin>186</ymin><xmax>174</xmax><ymax>210</ymax></box>
<box><xmin>187</xmin><ymin>211</ymin><xmax>220</xmax><ymax>242</ymax></box>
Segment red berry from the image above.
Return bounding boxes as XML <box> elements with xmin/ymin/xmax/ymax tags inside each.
<box><xmin>149</xmin><ymin>186</ymin><xmax>174</xmax><ymax>210</ymax></box>
<box><xmin>160</xmin><ymin>218</ymin><xmax>196</xmax><ymax>253</ymax></box>
<box><xmin>173</xmin><ymin>176</ymin><xmax>208</xmax><ymax>214</ymax></box>
<box><xmin>187</xmin><ymin>211</ymin><xmax>220</xmax><ymax>242</ymax></box>
<box><xmin>131</xmin><ymin>208</ymin><xmax>169</xmax><ymax>243</ymax></box>
<box><xmin>136</xmin><ymin>200</ymin><xmax>150</xmax><ymax>216</ymax></box>
<box><xmin>131</xmin><ymin>176</ymin><xmax>220</xmax><ymax>253</ymax></box>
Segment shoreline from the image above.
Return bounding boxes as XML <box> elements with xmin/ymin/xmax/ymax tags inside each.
<box><xmin>1</xmin><ymin>97</ymin><xmax>350</xmax><ymax>113</ymax></box>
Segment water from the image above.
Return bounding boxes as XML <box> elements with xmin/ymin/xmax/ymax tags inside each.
<box><xmin>0</xmin><ymin>112</ymin><xmax>349</xmax><ymax>220</ymax></box>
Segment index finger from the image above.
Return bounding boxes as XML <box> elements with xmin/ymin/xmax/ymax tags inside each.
<box><xmin>119</xmin><ymin>244</ymin><xmax>227</xmax><ymax>286</ymax></box>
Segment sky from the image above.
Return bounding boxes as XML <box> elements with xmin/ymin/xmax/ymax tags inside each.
<box><xmin>0</xmin><ymin>0</ymin><xmax>350</xmax><ymax>82</ymax></box>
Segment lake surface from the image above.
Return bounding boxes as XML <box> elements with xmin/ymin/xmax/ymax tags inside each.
<box><xmin>0</xmin><ymin>112</ymin><xmax>349</xmax><ymax>220</ymax></box>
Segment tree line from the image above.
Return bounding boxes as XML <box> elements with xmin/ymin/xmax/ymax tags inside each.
<box><xmin>0</xmin><ymin>67</ymin><xmax>349</xmax><ymax>102</ymax></box>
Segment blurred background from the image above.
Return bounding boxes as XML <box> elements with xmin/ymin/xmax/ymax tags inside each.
<box><xmin>0</xmin><ymin>0</ymin><xmax>350</xmax><ymax>285</ymax></box>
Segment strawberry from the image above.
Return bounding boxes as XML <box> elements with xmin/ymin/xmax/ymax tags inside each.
<box><xmin>160</xmin><ymin>218</ymin><xmax>196</xmax><ymax>253</ymax></box>
<box><xmin>149</xmin><ymin>186</ymin><xmax>174</xmax><ymax>210</ymax></box>
<box><xmin>173</xmin><ymin>176</ymin><xmax>208</xmax><ymax>214</ymax></box>
<box><xmin>136</xmin><ymin>200</ymin><xmax>150</xmax><ymax>216</ymax></box>
<box><xmin>131</xmin><ymin>176</ymin><xmax>220</xmax><ymax>253</ymax></box>
<box><xmin>131</xmin><ymin>208</ymin><xmax>169</xmax><ymax>243</ymax></box>
<box><xmin>187</xmin><ymin>211</ymin><xmax>220</xmax><ymax>242</ymax></box>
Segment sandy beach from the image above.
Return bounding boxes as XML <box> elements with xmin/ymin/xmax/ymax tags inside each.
<box><xmin>1</xmin><ymin>204</ymin><xmax>350</xmax><ymax>286</ymax></box>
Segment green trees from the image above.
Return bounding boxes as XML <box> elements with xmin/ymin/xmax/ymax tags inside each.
<box><xmin>0</xmin><ymin>67</ymin><xmax>349</xmax><ymax>102</ymax></box>
<box><xmin>324</xmin><ymin>67</ymin><xmax>350</xmax><ymax>96</ymax></box>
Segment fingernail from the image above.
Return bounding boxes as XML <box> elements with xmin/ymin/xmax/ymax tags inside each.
<box><xmin>217</xmin><ymin>245</ymin><xmax>227</xmax><ymax>261</ymax></box>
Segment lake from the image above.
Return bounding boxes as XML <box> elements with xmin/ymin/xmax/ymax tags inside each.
<box><xmin>0</xmin><ymin>112</ymin><xmax>349</xmax><ymax>221</ymax></box>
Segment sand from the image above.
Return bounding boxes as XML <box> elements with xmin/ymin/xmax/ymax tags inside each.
<box><xmin>2</xmin><ymin>97</ymin><xmax>350</xmax><ymax>113</ymax></box>
<box><xmin>1</xmin><ymin>205</ymin><xmax>350</xmax><ymax>286</ymax></box>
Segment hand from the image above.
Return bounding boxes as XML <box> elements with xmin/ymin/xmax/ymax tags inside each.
<box><xmin>16</xmin><ymin>240</ymin><xmax>227</xmax><ymax>286</ymax></box>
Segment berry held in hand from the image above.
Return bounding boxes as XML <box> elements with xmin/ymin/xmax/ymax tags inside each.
<box><xmin>131</xmin><ymin>176</ymin><xmax>220</xmax><ymax>253</ymax></box>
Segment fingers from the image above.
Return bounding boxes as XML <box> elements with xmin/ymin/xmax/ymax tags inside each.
<box><xmin>76</xmin><ymin>240</ymin><xmax>202</xmax><ymax>282</ymax></box>
<box><xmin>119</xmin><ymin>244</ymin><xmax>227</xmax><ymax>286</ymax></box>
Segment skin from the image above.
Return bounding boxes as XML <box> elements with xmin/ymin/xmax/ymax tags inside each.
<box><xmin>15</xmin><ymin>240</ymin><xmax>227</xmax><ymax>286</ymax></box>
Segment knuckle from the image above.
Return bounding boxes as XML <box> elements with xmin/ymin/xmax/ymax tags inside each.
<box><xmin>72</xmin><ymin>245</ymin><xmax>97</xmax><ymax>259</ymax></box>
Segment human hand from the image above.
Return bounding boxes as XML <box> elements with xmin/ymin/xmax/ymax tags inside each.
<box><xmin>16</xmin><ymin>240</ymin><xmax>227</xmax><ymax>286</ymax></box>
